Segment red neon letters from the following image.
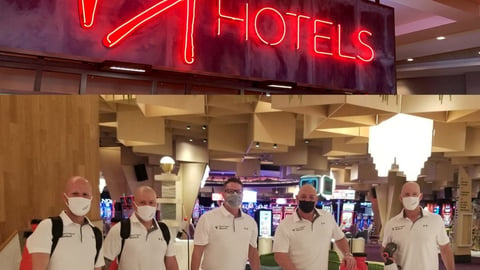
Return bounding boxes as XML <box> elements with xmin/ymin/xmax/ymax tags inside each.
<box><xmin>78</xmin><ymin>0</ymin><xmax>99</xmax><ymax>28</ymax></box>
<box><xmin>217</xmin><ymin>0</ymin><xmax>375</xmax><ymax>63</ymax></box>
<box><xmin>79</xmin><ymin>0</ymin><xmax>376</xmax><ymax>64</ymax></box>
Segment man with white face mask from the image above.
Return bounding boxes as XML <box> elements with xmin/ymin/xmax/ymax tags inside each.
<box><xmin>382</xmin><ymin>181</ymin><xmax>455</xmax><ymax>270</ymax></box>
<box><xmin>27</xmin><ymin>176</ymin><xmax>105</xmax><ymax>270</ymax></box>
<box><xmin>191</xmin><ymin>177</ymin><xmax>260</xmax><ymax>270</ymax></box>
<box><xmin>103</xmin><ymin>185</ymin><xmax>179</xmax><ymax>270</ymax></box>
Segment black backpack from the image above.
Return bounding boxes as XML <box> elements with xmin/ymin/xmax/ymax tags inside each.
<box><xmin>117</xmin><ymin>218</ymin><xmax>170</xmax><ymax>262</ymax></box>
<box><xmin>49</xmin><ymin>216</ymin><xmax>103</xmax><ymax>263</ymax></box>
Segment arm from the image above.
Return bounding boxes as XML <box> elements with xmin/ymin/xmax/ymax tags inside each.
<box><xmin>248</xmin><ymin>245</ymin><xmax>260</xmax><ymax>270</ymax></box>
<box><xmin>439</xmin><ymin>243</ymin><xmax>455</xmax><ymax>270</ymax></box>
<box><xmin>334</xmin><ymin>237</ymin><xmax>356</xmax><ymax>270</ymax></box>
<box><xmin>165</xmin><ymin>255</ymin><xmax>179</xmax><ymax>270</ymax></box>
<box><xmin>191</xmin><ymin>244</ymin><xmax>205</xmax><ymax>270</ymax></box>
<box><xmin>273</xmin><ymin>252</ymin><xmax>297</xmax><ymax>270</ymax></box>
<box><xmin>31</xmin><ymin>253</ymin><xmax>50</xmax><ymax>270</ymax></box>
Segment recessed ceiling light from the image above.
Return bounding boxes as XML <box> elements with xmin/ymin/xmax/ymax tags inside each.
<box><xmin>255</xmin><ymin>142</ymin><xmax>260</xmax><ymax>148</ymax></box>
<box><xmin>304</xmin><ymin>140</ymin><xmax>310</xmax><ymax>144</ymax></box>
<box><xmin>273</xmin><ymin>143</ymin><xmax>277</xmax><ymax>149</ymax></box>
<box><xmin>186</xmin><ymin>125</ymin><xmax>191</xmax><ymax>130</ymax></box>
<box><xmin>188</xmin><ymin>138</ymin><xmax>193</xmax><ymax>142</ymax></box>
<box><xmin>203</xmin><ymin>139</ymin><xmax>207</xmax><ymax>143</ymax></box>
<box><xmin>202</xmin><ymin>125</ymin><xmax>207</xmax><ymax>130</ymax></box>
<box><xmin>436</xmin><ymin>36</ymin><xmax>446</xmax><ymax>40</ymax></box>
<box><xmin>407</xmin><ymin>58</ymin><xmax>414</xmax><ymax>62</ymax></box>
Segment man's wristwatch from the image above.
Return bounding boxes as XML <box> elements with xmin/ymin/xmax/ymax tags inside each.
<box><xmin>344</xmin><ymin>252</ymin><xmax>354</xmax><ymax>257</ymax></box>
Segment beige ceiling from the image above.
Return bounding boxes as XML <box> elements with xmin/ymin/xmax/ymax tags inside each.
<box><xmin>99</xmin><ymin>94</ymin><xmax>480</xmax><ymax>190</ymax></box>
<box><xmin>390</xmin><ymin>0</ymin><xmax>480</xmax><ymax>78</ymax></box>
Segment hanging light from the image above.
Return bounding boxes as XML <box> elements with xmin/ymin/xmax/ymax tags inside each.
<box><xmin>160</xmin><ymin>156</ymin><xmax>175</xmax><ymax>174</ymax></box>
<box><xmin>368</xmin><ymin>113</ymin><xmax>433</xmax><ymax>181</ymax></box>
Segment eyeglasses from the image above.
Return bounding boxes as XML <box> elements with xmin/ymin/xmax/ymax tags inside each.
<box><xmin>224</xmin><ymin>189</ymin><xmax>243</xmax><ymax>194</ymax></box>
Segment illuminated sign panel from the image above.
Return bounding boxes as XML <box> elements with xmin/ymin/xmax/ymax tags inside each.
<box><xmin>0</xmin><ymin>0</ymin><xmax>395</xmax><ymax>93</ymax></box>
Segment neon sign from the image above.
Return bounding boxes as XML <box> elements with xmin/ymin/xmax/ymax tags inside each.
<box><xmin>78</xmin><ymin>0</ymin><xmax>375</xmax><ymax>65</ymax></box>
<box><xmin>0</xmin><ymin>0</ymin><xmax>395</xmax><ymax>93</ymax></box>
<box><xmin>78</xmin><ymin>0</ymin><xmax>99</xmax><ymax>28</ymax></box>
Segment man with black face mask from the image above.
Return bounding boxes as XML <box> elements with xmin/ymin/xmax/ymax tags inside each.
<box><xmin>273</xmin><ymin>184</ymin><xmax>356</xmax><ymax>270</ymax></box>
<box><xmin>191</xmin><ymin>177</ymin><xmax>260</xmax><ymax>270</ymax></box>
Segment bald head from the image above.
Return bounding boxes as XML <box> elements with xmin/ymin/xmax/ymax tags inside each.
<box><xmin>297</xmin><ymin>184</ymin><xmax>318</xmax><ymax>202</ymax></box>
<box><xmin>134</xmin><ymin>186</ymin><xmax>157</xmax><ymax>207</ymax></box>
<box><xmin>400</xmin><ymin>181</ymin><xmax>422</xmax><ymax>200</ymax></box>
<box><xmin>64</xmin><ymin>176</ymin><xmax>92</xmax><ymax>199</ymax></box>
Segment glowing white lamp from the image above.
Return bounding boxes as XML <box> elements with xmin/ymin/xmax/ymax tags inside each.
<box><xmin>160</xmin><ymin>156</ymin><xmax>175</xmax><ymax>174</ymax></box>
<box><xmin>368</xmin><ymin>113</ymin><xmax>433</xmax><ymax>181</ymax></box>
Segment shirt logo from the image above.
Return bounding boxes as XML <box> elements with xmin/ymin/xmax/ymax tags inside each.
<box><xmin>292</xmin><ymin>226</ymin><xmax>306</xmax><ymax>232</ymax></box>
<box><xmin>215</xmin><ymin>225</ymin><xmax>229</xmax><ymax>230</ymax></box>
<box><xmin>62</xmin><ymin>233</ymin><xmax>74</xmax><ymax>238</ymax></box>
<box><xmin>392</xmin><ymin>225</ymin><xmax>405</xmax><ymax>231</ymax></box>
<box><xmin>130</xmin><ymin>233</ymin><xmax>141</xmax><ymax>239</ymax></box>
<box><xmin>422</xmin><ymin>224</ymin><xmax>428</xmax><ymax>228</ymax></box>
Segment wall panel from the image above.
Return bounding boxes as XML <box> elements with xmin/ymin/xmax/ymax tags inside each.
<box><xmin>0</xmin><ymin>95</ymin><xmax>99</xmax><ymax>243</ymax></box>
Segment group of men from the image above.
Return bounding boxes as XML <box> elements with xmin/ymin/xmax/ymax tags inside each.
<box><xmin>26</xmin><ymin>176</ymin><xmax>455</xmax><ymax>270</ymax></box>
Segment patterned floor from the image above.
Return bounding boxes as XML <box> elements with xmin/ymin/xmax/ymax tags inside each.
<box><xmin>365</xmin><ymin>244</ymin><xmax>480</xmax><ymax>270</ymax></box>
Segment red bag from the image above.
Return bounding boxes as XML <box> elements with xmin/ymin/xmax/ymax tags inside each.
<box><xmin>339</xmin><ymin>254</ymin><xmax>368</xmax><ymax>270</ymax></box>
<box><xmin>109</xmin><ymin>259</ymin><xmax>119</xmax><ymax>270</ymax></box>
<box><xmin>19</xmin><ymin>220</ymin><xmax>40</xmax><ymax>270</ymax></box>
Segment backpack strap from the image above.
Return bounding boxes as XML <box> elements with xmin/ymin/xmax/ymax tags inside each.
<box><xmin>117</xmin><ymin>219</ymin><xmax>170</xmax><ymax>263</ymax></box>
<box><xmin>49</xmin><ymin>216</ymin><xmax>63</xmax><ymax>257</ymax></box>
<box><xmin>157</xmin><ymin>221</ymin><xmax>170</xmax><ymax>245</ymax></box>
<box><xmin>90</xmin><ymin>225</ymin><xmax>103</xmax><ymax>264</ymax></box>
<box><xmin>118</xmin><ymin>219</ymin><xmax>131</xmax><ymax>263</ymax></box>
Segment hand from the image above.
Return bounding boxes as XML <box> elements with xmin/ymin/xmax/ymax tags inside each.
<box><xmin>342</xmin><ymin>254</ymin><xmax>356</xmax><ymax>270</ymax></box>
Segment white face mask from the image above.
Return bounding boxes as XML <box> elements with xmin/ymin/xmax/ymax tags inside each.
<box><xmin>65</xmin><ymin>194</ymin><xmax>92</xmax><ymax>216</ymax></box>
<box><xmin>402</xmin><ymin>196</ymin><xmax>419</xmax><ymax>211</ymax></box>
<box><xmin>136</xmin><ymin>204</ymin><xmax>157</xmax><ymax>221</ymax></box>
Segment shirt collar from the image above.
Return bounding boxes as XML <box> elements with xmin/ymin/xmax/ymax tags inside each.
<box><xmin>60</xmin><ymin>210</ymin><xmax>93</xmax><ymax>226</ymax></box>
<box><xmin>402</xmin><ymin>207</ymin><xmax>424</xmax><ymax>219</ymax></box>
<box><xmin>220</xmin><ymin>205</ymin><xmax>244</xmax><ymax>218</ymax></box>
<box><xmin>130</xmin><ymin>213</ymin><xmax>159</xmax><ymax>230</ymax></box>
<box><xmin>294</xmin><ymin>208</ymin><xmax>321</xmax><ymax>222</ymax></box>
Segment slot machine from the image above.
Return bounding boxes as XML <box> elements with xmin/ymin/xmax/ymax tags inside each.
<box><xmin>255</xmin><ymin>209</ymin><xmax>273</xmax><ymax>237</ymax></box>
<box><xmin>441</xmin><ymin>203</ymin><xmax>453</xmax><ymax>227</ymax></box>
<box><xmin>340</xmin><ymin>202</ymin><xmax>355</xmax><ymax>232</ymax></box>
<box><xmin>284</xmin><ymin>206</ymin><xmax>296</xmax><ymax>218</ymax></box>
<box><xmin>271</xmin><ymin>205</ymin><xmax>283</xmax><ymax>231</ymax></box>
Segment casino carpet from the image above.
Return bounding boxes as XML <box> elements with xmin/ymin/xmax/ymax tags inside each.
<box><xmin>364</xmin><ymin>243</ymin><xmax>480</xmax><ymax>270</ymax></box>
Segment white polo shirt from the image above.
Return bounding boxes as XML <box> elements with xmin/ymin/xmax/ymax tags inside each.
<box><xmin>193</xmin><ymin>205</ymin><xmax>258</xmax><ymax>270</ymax></box>
<box><xmin>103</xmin><ymin>214</ymin><xmax>176</xmax><ymax>270</ymax></box>
<box><xmin>26</xmin><ymin>211</ymin><xmax>105</xmax><ymax>270</ymax></box>
<box><xmin>272</xmin><ymin>209</ymin><xmax>344</xmax><ymax>270</ymax></box>
<box><xmin>382</xmin><ymin>208</ymin><xmax>450</xmax><ymax>270</ymax></box>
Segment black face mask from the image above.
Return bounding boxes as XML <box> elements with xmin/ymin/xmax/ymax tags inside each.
<box><xmin>298</xmin><ymin>200</ymin><xmax>315</xmax><ymax>213</ymax></box>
